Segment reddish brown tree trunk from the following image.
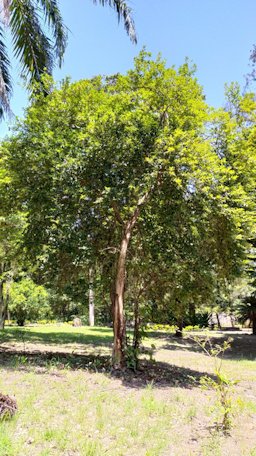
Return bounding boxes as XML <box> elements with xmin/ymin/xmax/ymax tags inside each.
<box><xmin>112</xmin><ymin>228</ymin><xmax>131</xmax><ymax>368</ymax></box>
<box><xmin>252</xmin><ymin>310</ymin><xmax>256</xmax><ymax>336</ymax></box>
<box><xmin>111</xmin><ymin>188</ymin><xmax>156</xmax><ymax>368</ymax></box>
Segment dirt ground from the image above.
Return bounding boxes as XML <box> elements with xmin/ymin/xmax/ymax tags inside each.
<box><xmin>0</xmin><ymin>327</ymin><xmax>255</xmax><ymax>456</ymax></box>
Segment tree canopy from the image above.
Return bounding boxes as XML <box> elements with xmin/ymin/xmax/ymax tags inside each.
<box><xmin>2</xmin><ymin>51</ymin><xmax>256</xmax><ymax>364</ymax></box>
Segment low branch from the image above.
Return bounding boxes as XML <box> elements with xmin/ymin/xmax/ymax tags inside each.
<box><xmin>127</xmin><ymin>168</ymin><xmax>163</xmax><ymax>232</ymax></box>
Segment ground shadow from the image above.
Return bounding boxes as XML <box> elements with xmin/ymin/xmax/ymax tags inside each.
<box><xmin>161</xmin><ymin>331</ymin><xmax>256</xmax><ymax>360</ymax></box>
<box><xmin>0</xmin><ymin>347</ymin><xmax>215</xmax><ymax>390</ymax></box>
<box><xmin>214</xmin><ymin>333</ymin><xmax>256</xmax><ymax>360</ymax></box>
<box><xmin>0</xmin><ymin>327</ymin><xmax>113</xmax><ymax>346</ymax></box>
<box><xmin>1</xmin><ymin>327</ymin><xmax>255</xmax><ymax>361</ymax></box>
<box><xmin>161</xmin><ymin>332</ymin><xmax>256</xmax><ymax>360</ymax></box>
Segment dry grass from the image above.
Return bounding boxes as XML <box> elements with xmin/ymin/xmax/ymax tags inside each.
<box><xmin>0</xmin><ymin>325</ymin><xmax>255</xmax><ymax>455</ymax></box>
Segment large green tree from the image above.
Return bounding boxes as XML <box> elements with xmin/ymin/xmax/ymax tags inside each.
<box><xmin>4</xmin><ymin>52</ymin><xmax>255</xmax><ymax>367</ymax></box>
<box><xmin>0</xmin><ymin>0</ymin><xmax>136</xmax><ymax>118</ymax></box>
<box><xmin>0</xmin><ymin>151</ymin><xmax>26</xmax><ymax>328</ymax></box>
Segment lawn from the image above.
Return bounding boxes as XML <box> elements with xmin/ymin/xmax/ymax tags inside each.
<box><xmin>0</xmin><ymin>325</ymin><xmax>255</xmax><ymax>456</ymax></box>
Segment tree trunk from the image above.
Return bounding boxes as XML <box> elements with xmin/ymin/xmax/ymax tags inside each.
<box><xmin>0</xmin><ymin>281</ymin><xmax>6</xmax><ymax>330</ymax></box>
<box><xmin>111</xmin><ymin>188</ymin><xmax>155</xmax><ymax>368</ymax></box>
<box><xmin>175</xmin><ymin>317</ymin><xmax>183</xmax><ymax>337</ymax></box>
<box><xmin>252</xmin><ymin>309</ymin><xmax>256</xmax><ymax>336</ymax></box>
<box><xmin>216</xmin><ymin>313</ymin><xmax>222</xmax><ymax>330</ymax></box>
<box><xmin>89</xmin><ymin>267</ymin><xmax>95</xmax><ymax>327</ymax></box>
<box><xmin>189</xmin><ymin>302</ymin><xmax>196</xmax><ymax>327</ymax></box>
<box><xmin>112</xmin><ymin>229</ymin><xmax>131</xmax><ymax>368</ymax></box>
<box><xmin>133</xmin><ymin>297</ymin><xmax>140</xmax><ymax>352</ymax></box>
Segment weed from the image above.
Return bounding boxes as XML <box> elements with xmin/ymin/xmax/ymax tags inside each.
<box><xmin>185</xmin><ymin>405</ymin><xmax>197</xmax><ymax>422</ymax></box>
<box><xmin>193</xmin><ymin>336</ymin><xmax>237</xmax><ymax>433</ymax></box>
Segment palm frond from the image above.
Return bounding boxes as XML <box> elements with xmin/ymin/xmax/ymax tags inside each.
<box><xmin>10</xmin><ymin>0</ymin><xmax>53</xmax><ymax>85</ymax></box>
<box><xmin>92</xmin><ymin>0</ymin><xmax>137</xmax><ymax>44</ymax></box>
<box><xmin>37</xmin><ymin>0</ymin><xmax>68</xmax><ymax>66</ymax></box>
<box><xmin>0</xmin><ymin>24</ymin><xmax>12</xmax><ymax>118</ymax></box>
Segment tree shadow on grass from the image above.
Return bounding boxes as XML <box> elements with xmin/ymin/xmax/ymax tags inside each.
<box><xmin>0</xmin><ymin>346</ymin><xmax>215</xmax><ymax>390</ymax></box>
<box><xmin>0</xmin><ymin>327</ymin><xmax>113</xmax><ymax>347</ymax></box>
<box><xmin>161</xmin><ymin>332</ymin><xmax>256</xmax><ymax>361</ymax></box>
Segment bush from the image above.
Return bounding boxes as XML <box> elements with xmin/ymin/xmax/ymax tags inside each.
<box><xmin>149</xmin><ymin>324</ymin><xmax>177</xmax><ymax>333</ymax></box>
<box><xmin>9</xmin><ymin>278</ymin><xmax>50</xmax><ymax>326</ymax></box>
<box><xmin>184</xmin><ymin>325</ymin><xmax>201</xmax><ymax>332</ymax></box>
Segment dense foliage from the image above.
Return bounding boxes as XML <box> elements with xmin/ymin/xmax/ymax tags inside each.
<box><xmin>9</xmin><ymin>278</ymin><xmax>50</xmax><ymax>326</ymax></box>
<box><xmin>1</xmin><ymin>52</ymin><xmax>256</xmax><ymax>364</ymax></box>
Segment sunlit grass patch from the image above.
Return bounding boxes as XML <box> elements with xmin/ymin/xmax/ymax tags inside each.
<box><xmin>0</xmin><ymin>327</ymin><xmax>255</xmax><ymax>455</ymax></box>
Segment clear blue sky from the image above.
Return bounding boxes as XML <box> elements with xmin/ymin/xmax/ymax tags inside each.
<box><xmin>1</xmin><ymin>0</ymin><xmax>256</xmax><ymax>137</ymax></box>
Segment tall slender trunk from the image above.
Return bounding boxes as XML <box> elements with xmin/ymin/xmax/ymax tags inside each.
<box><xmin>112</xmin><ymin>228</ymin><xmax>131</xmax><ymax>368</ymax></box>
<box><xmin>89</xmin><ymin>267</ymin><xmax>95</xmax><ymax>327</ymax></box>
<box><xmin>189</xmin><ymin>302</ymin><xmax>196</xmax><ymax>326</ymax></box>
<box><xmin>216</xmin><ymin>313</ymin><xmax>222</xmax><ymax>330</ymax></box>
<box><xmin>111</xmin><ymin>187</ymin><xmax>157</xmax><ymax>369</ymax></box>
<box><xmin>133</xmin><ymin>296</ymin><xmax>140</xmax><ymax>353</ymax></box>
<box><xmin>0</xmin><ymin>281</ymin><xmax>6</xmax><ymax>330</ymax></box>
<box><xmin>133</xmin><ymin>285</ymin><xmax>145</xmax><ymax>352</ymax></box>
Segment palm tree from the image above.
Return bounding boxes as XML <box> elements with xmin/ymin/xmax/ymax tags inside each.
<box><xmin>237</xmin><ymin>294</ymin><xmax>256</xmax><ymax>335</ymax></box>
<box><xmin>0</xmin><ymin>0</ymin><xmax>136</xmax><ymax>118</ymax></box>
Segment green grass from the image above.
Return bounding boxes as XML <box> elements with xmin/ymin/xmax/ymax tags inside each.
<box><xmin>0</xmin><ymin>325</ymin><xmax>255</xmax><ymax>455</ymax></box>
<box><xmin>0</xmin><ymin>324</ymin><xmax>113</xmax><ymax>346</ymax></box>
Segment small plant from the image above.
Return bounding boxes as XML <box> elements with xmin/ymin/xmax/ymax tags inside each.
<box><xmin>124</xmin><ymin>336</ymin><xmax>140</xmax><ymax>371</ymax></box>
<box><xmin>184</xmin><ymin>325</ymin><xmax>201</xmax><ymax>332</ymax></box>
<box><xmin>125</xmin><ymin>335</ymin><xmax>156</xmax><ymax>371</ymax></box>
<box><xmin>193</xmin><ymin>336</ymin><xmax>237</xmax><ymax>433</ymax></box>
<box><xmin>149</xmin><ymin>324</ymin><xmax>177</xmax><ymax>333</ymax></box>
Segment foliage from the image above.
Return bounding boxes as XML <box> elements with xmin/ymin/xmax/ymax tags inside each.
<box><xmin>148</xmin><ymin>324</ymin><xmax>177</xmax><ymax>333</ymax></box>
<box><xmin>0</xmin><ymin>0</ymin><xmax>136</xmax><ymax>119</ymax></box>
<box><xmin>183</xmin><ymin>325</ymin><xmax>201</xmax><ymax>332</ymax></box>
<box><xmin>236</xmin><ymin>295</ymin><xmax>256</xmax><ymax>333</ymax></box>
<box><xmin>124</xmin><ymin>337</ymin><xmax>140</xmax><ymax>371</ymax></box>
<box><xmin>0</xmin><ymin>151</ymin><xmax>27</xmax><ymax>327</ymax></box>
<box><xmin>9</xmin><ymin>278</ymin><xmax>50</xmax><ymax>326</ymax></box>
<box><xmin>2</xmin><ymin>52</ymin><xmax>256</xmax><ymax>363</ymax></box>
<box><xmin>194</xmin><ymin>336</ymin><xmax>237</xmax><ymax>433</ymax></box>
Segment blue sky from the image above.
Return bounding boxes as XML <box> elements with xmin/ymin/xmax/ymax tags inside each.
<box><xmin>1</xmin><ymin>0</ymin><xmax>256</xmax><ymax>137</ymax></box>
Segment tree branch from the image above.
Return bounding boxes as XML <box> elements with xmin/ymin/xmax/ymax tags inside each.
<box><xmin>112</xmin><ymin>201</ymin><xmax>124</xmax><ymax>225</ymax></box>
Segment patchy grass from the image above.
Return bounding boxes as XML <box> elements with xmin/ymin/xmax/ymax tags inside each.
<box><xmin>0</xmin><ymin>325</ymin><xmax>255</xmax><ymax>455</ymax></box>
<box><xmin>0</xmin><ymin>325</ymin><xmax>113</xmax><ymax>346</ymax></box>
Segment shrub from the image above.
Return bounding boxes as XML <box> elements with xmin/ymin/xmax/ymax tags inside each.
<box><xmin>194</xmin><ymin>336</ymin><xmax>236</xmax><ymax>433</ymax></box>
<box><xmin>184</xmin><ymin>325</ymin><xmax>201</xmax><ymax>332</ymax></box>
<box><xmin>9</xmin><ymin>278</ymin><xmax>50</xmax><ymax>326</ymax></box>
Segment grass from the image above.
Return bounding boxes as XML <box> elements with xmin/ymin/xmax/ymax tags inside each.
<box><xmin>0</xmin><ymin>325</ymin><xmax>113</xmax><ymax>346</ymax></box>
<box><xmin>0</xmin><ymin>325</ymin><xmax>255</xmax><ymax>455</ymax></box>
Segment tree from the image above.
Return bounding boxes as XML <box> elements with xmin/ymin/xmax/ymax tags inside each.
<box><xmin>4</xmin><ymin>52</ymin><xmax>255</xmax><ymax>367</ymax></box>
<box><xmin>9</xmin><ymin>277</ymin><xmax>50</xmax><ymax>325</ymax></box>
<box><xmin>0</xmin><ymin>0</ymin><xmax>136</xmax><ymax>118</ymax></box>
<box><xmin>0</xmin><ymin>151</ymin><xmax>26</xmax><ymax>329</ymax></box>
<box><xmin>0</xmin><ymin>212</ymin><xmax>25</xmax><ymax>328</ymax></box>
<box><xmin>211</xmin><ymin>83</ymin><xmax>256</xmax><ymax>334</ymax></box>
